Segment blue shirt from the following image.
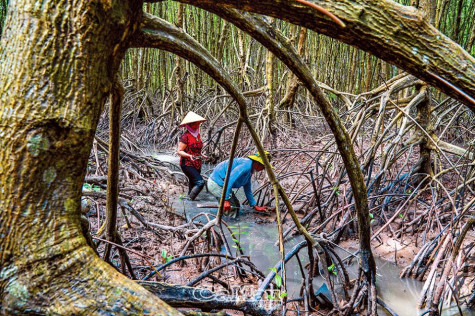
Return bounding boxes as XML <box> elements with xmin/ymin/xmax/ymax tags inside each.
<box><xmin>209</xmin><ymin>158</ymin><xmax>257</xmax><ymax>207</ymax></box>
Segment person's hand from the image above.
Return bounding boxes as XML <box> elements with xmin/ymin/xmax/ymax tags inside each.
<box><xmin>223</xmin><ymin>200</ymin><xmax>232</xmax><ymax>212</ymax></box>
<box><xmin>254</xmin><ymin>205</ymin><xmax>269</xmax><ymax>212</ymax></box>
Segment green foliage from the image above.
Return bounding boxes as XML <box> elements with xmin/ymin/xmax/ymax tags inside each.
<box><xmin>82</xmin><ymin>183</ymin><xmax>102</xmax><ymax>192</ymax></box>
<box><xmin>229</xmin><ymin>225</ymin><xmax>250</xmax><ymax>253</ymax></box>
<box><xmin>269</xmin><ymin>268</ymin><xmax>282</xmax><ymax>287</ymax></box>
<box><xmin>328</xmin><ymin>263</ymin><xmax>337</xmax><ymax>275</ymax></box>
<box><xmin>332</xmin><ymin>186</ymin><xmax>340</xmax><ymax>196</ymax></box>
<box><xmin>267</xmin><ymin>268</ymin><xmax>287</xmax><ymax>300</ymax></box>
<box><xmin>161</xmin><ymin>249</ymin><xmax>173</xmax><ymax>263</ymax></box>
<box><xmin>369</xmin><ymin>212</ymin><xmax>375</xmax><ymax>224</ymax></box>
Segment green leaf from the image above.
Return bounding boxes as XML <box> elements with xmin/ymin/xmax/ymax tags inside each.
<box><xmin>161</xmin><ymin>249</ymin><xmax>167</xmax><ymax>258</ymax></box>
<box><xmin>166</xmin><ymin>255</ymin><xmax>173</xmax><ymax>263</ymax></box>
<box><xmin>82</xmin><ymin>183</ymin><xmax>92</xmax><ymax>191</ymax></box>
<box><xmin>280</xmin><ymin>292</ymin><xmax>288</xmax><ymax>298</ymax></box>
<box><xmin>269</xmin><ymin>268</ymin><xmax>277</xmax><ymax>273</ymax></box>
<box><xmin>232</xmin><ymin>238</ymin><xmax>239</xmax><ymax>243</ymax></box>
<box><xmin>332</xmin><ymin>186</ymin><xmax>340</xmax><ymax>195</ymax></box>
<box><xmin>328</xmin><ymin>263</ymin><xmax>337</xmax><ymax>275</ymax></box>
<box><xmin>369</xmin><ymin>213</ymin><xmax>374</xmax><ymax>219</ymax></box>
<box><xmin>275</xmin><ymin>274</ymin><xmax>282</xmax><ymax>288</ymax></box>
<box><xmin>228</xmin><ymin>226</ymin><xmax>237</xmax><ymax>229</ymax></box>
<box><xmin>241</xmin><ymin>226</ymin><xmax>251</xmax><ymax>229</ymax></box>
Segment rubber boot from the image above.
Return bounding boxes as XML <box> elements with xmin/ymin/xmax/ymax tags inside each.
<box><xmin>229</xmin><ymin>194</ymin><xmax>241</xmax><ymax>218</ymax></box>
<box><xmin>188</xmin><ymin>183</ymin><xmax>204</xmax><ymax>201</ymax></box>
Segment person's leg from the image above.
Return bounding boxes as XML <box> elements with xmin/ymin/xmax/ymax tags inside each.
<box><xmin>181</xmin><ymin>165</ymin><xmax>205</xmax><ymax>199</ymax></box>
<box><xmin>180</xmin><ymin>164</ymin><xmax>194</xmax><ymax>194</ymax></box>
<box><xmin>207</xmin><ymin>178</ymin><xmax>223</xmax><ymax>201</ymax></box>
<box><xmin>189</xmin><ymin>173</ymin><xmax>205</xmax><ymax>200</ymax></box>
<box><xmin>207</xmin><ymin>179</ymin><xmax>241</xmax><ymax>216</ymax></box>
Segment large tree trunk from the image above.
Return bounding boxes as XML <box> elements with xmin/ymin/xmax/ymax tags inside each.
<box><xmin>0</xmin><ymin>1</ymin><xmax>177</xmax><ymax>314</ymax></box>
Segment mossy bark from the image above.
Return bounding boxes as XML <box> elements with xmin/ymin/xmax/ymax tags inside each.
<box><xmin>0</xmin><ymin>0</ymin><xmax>178</xmax><ymax>314</ymax></box>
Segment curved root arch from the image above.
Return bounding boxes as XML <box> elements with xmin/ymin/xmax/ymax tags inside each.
<box><xmin>134</xmin><ymin>12</ymin><xmax>377</xmax><ymax>314</ymax></box>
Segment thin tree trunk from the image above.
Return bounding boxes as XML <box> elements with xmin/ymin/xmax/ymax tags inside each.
<box><xmin>279</xmin><ymin>26</ymin><xmax>307</xmax><ymax>126</ymax></box>
<box><xmin>264</xmin><ymin>18</ymin><xmax>276</xmax><ymax>145</ymax></box>
<box><xmin>174</xmin><ymin>3</ymin><xmax>185</xmax><ymax>117</ymax></box>
<box><xmin>103</xmin><ymin>77</ymin><xmax>123</xmax><ymax>263</ymax></box>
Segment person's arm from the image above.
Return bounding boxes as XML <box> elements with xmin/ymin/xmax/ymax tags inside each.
<box><xmin>243</xmin><ymin>180</ymin><xmax>257</xmax><ymax>207</ymax></box>
<box><xmin>176</xmin><ymin>142</ymin><xmax>195</xmax><ymax>160</ymax></box>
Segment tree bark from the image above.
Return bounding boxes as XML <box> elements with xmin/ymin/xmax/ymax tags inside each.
<box><xmin>103</xmin><ymin>77</ymin><xmax>124</xmax><ymax>262</ymax></box>
<box><xmin>179</xmin><ymin>0</ymin><xmax>475</xmax><ymax>109</ymax></box>
<box><xmin>174</xmin><ymin>3</ymin><xmax>185</xmax><ymax>116</ymax></box>
<box><xmin>279</xmin><ymin>26</ymin><xmax>307</xmax><ymax>126</ymax></box>
<box><xmin>264</xmin><ymin>18</ymin><xmax>276</xmax><ymax>145</ymax></box>
<box><xmin>0</xmin><ymin>1</ymin><xmax>178</xmax><ymax>314</ymax></box>
<box><xmin>138</xmin><ymin>281</ymin><xmax>275</xmax><ymax>316</ymax></box>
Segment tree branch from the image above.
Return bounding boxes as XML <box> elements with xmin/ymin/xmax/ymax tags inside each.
<box><xmin>177</xmin><ymin>0</ymin><xmax>475</xmax><ymax>109</ymax></box>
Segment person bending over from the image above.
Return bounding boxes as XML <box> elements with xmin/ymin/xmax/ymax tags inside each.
<box><xmin>207</xmin><ymin>151</ymin><xmax>271</xmax><ymax>215</ymax></box>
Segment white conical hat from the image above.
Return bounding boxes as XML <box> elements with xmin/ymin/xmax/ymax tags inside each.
<box><xmin>179</xmin><ymin>111</ymin><xmax>206</xmax><ymax>127</ymax></box>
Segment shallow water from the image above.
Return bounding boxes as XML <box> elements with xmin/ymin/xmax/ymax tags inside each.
<box><xmin>157</xmin><ymin>152</ymin><xmax>474</xmax><ymax>316</ymax></box>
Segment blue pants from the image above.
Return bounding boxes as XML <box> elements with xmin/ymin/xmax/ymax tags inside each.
<box><xmin>181</xmin><ymin>164</ymin><xmax>205</xmax><ymax>195</ymax></box>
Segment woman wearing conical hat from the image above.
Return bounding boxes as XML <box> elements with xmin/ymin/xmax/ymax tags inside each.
<box><xmin>176</xmin><ymin>111</ymin><xmax>208</xmax><ymax>200</ymax></box>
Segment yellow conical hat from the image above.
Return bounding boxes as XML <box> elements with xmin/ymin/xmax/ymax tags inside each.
<box><xmin>248</xmin><ymin>151</ymin><xmax>274</xmax><ymax>168</ymax></box>
<box><xmin>179</xmin><ymin>111</ymin><xmax>206</xmax><ymax>127</ymax></box>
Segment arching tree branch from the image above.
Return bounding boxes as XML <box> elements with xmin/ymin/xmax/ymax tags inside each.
<box><xmin>134</xmin><ymin>13</ymin><xmax>377</xmax><ymax>314</ymax></box>
<box><xmin>177</xmin><ymin>0</ymin><xmax>475</xmax><ymax>109</ymax></box>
